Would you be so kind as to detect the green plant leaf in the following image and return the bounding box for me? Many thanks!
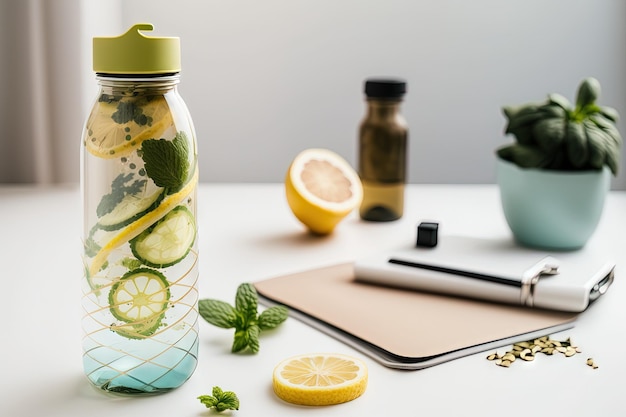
[548,93,572,111]
[96,173,146,217]
[583,122,608,170]
[198,283,288,354]
[258,306,289,330]
[232,329,250,353]
[503,104,543,135]
[496,144,552,169]
[247,324,260,353]
[500,77,621,175]
[532,118,566,152]
[599,106,619,123]
[576,77,601,110]
[235,283,258,323]
[198,386,240,412]
[141,132,190,194]
[198,300,238,329]
[565,121,589,168]
[584,120,620,174]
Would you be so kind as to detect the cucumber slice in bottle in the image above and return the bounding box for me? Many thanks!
[130,206,196,268]
[98,188,165,231]
[109,268,170,325]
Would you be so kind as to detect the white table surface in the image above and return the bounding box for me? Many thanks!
[1,183,624,417]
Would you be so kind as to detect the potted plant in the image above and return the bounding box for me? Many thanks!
[496,77,622,250]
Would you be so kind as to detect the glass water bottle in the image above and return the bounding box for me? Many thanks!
[80,23,199,394]
[358,78,408,221]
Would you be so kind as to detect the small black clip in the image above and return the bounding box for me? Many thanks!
[416,222,438,248]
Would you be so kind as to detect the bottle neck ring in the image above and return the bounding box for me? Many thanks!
[96,73,180,86]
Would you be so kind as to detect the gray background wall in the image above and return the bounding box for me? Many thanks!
[90,0,626,188]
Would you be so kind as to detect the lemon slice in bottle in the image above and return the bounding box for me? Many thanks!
[130,205,196,268]
[84,95,174,159]
[272,353,368,406]
[285,148,363,235]
[109,268,170,325]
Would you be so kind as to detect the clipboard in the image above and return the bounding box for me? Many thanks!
[354,236,615,312]
[254,263,578,370]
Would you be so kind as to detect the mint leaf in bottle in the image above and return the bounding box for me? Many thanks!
[141,131,190,194]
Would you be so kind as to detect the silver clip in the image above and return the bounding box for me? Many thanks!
[520,257,559,307]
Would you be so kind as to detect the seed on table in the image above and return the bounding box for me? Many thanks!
[565,347,577,357]
[586,358,599,369]
[502,353,516,362]
[497,359,511,368]
[520,349,534,361]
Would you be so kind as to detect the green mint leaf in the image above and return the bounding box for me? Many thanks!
[111,100,152,126]
[198,394,218,409]
[215,391,240,412]
[198,300,238,329]
[84,237,100,257]
[96,173,147,217]
[258,306,288,330]
[231,329,250,353]
[120,257,143,271]
[126,179,147,196]
[98,93,120,104]
[247,324,260,353]
[231,325,260,354]
[84,225,102,257]
[198,283,288,354]
[111,101,138,124]
[141,131,190,194]
[575,77,601,110]
[235,283,258,323]
[198,386,240,412]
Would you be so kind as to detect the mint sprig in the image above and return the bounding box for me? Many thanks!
[198,386,240,412]
[140,131,190,194]
[198,283,288,353]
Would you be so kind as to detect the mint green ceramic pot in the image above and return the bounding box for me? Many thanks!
[496,158,610,250]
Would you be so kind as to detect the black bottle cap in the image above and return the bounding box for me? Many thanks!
[416,222,439,248]
[364,78,407,98]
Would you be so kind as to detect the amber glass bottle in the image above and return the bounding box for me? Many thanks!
[358,79,408,221]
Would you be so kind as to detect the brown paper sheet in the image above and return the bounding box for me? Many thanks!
[254,263,578,369]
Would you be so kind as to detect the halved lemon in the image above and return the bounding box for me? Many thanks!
[285,148,363,235]
[84,95,174,159]
[109,268,170,324]
[272,353,368,406]
[130,205,196,268]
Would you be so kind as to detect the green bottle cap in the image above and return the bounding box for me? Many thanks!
[93,23,180,74]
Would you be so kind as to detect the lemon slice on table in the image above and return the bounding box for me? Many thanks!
[285,148,363,235]
[272,353,368,406]
[109,268,170,325]
[130,206,196,268]
[84,95,173,159]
